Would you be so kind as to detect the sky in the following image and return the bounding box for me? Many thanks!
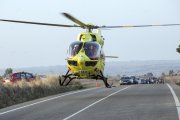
[0,0,180,69]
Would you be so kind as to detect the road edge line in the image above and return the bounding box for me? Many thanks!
[0,87,98,116]
[167,83,180,120]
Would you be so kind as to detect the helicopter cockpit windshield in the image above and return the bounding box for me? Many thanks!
[69,41,83,57]
[84,42,100,60]
[68,41,100,59]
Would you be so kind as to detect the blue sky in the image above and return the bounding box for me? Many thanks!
[0,0,180,68]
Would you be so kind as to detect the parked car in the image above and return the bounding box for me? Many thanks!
[140,79,148,84]
[130,76,138,84]
[3,72,35,83]
[133,77,140,84]
[136,78,142,84]
[148,79,155,84]
[120,76,134,85]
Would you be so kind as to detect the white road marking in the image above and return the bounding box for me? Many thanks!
[63,86,131,120]
[167,84,180,120]
[0,87,98,116]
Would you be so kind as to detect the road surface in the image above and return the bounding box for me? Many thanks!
[0,84,180,120]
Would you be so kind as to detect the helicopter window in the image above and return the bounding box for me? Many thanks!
[79,34,96,41]
[91,34,96,41]
[84,42,100,60]
[69,41,83,57]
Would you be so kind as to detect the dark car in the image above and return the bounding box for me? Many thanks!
[3,72,35,83]
[141,79,148,84]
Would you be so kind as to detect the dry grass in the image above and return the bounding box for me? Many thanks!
[0,75,120,109]
[0,75,83,109]
[164,76,180,84]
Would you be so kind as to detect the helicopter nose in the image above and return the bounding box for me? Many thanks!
[77,55,85,66]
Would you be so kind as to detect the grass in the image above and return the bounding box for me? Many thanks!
[164,76,180,84]
[0,75,83,109]
[163,75,180,87]
[0,75,120,109]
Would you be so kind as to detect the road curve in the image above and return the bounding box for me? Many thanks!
[0,84,180,120]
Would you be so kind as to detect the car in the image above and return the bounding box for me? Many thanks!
[3,72,35,83]
[140,79,148,84]
[148,79,155,84]
[132,77,139,84]
[120,76,134,85]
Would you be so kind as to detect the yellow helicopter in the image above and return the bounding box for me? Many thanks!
[0,13,180,88]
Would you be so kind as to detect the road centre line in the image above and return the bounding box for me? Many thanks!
[167,84,180,120]
[63,86,131,120]
[0,87,98,116]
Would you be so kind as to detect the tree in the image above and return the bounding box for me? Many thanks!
[161,72,166,77]
[4,68,13,77]
[116,74,121,79]
[169,70,174,76]
[146,72,153,78]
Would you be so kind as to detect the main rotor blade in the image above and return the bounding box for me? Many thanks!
[99,24,180,28]
[0,19,81,27]
[62,13,88,28]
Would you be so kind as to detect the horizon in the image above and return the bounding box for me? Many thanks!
[0,59,180,70]
[1,59,180,77]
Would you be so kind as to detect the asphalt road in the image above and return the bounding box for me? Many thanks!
[0,84,180,120]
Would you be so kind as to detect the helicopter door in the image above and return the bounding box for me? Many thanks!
[84,42,100,60]
[68,41,83,58]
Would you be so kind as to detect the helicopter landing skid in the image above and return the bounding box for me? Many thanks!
[103,77,112,88]
[59,70,112,88]
[59,70,76,86]
[98,71,112,88]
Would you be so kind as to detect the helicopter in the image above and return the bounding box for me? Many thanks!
[0,13,180,88]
